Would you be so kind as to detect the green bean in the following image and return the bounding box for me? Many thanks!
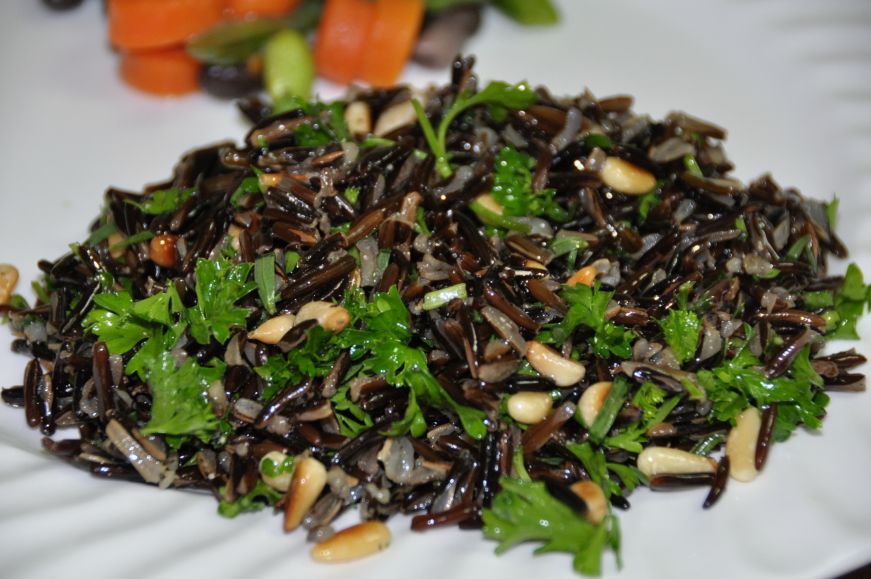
[264,29,315,111]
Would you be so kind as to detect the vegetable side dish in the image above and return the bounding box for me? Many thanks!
[41,0,559,98]
[1,58,868,575]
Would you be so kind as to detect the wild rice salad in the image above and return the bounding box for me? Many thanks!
[1,57,868,574]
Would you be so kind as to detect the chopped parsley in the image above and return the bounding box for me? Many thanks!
[83,256,259,444]
[540,283,635,360]
[125,187,194,215]
[490,146,568,222]
[340,286,487,439]
[274,96,349,146]
[255,325,342,400]
[413,80,537,178]
[483,476,621,576]
[827,263,871,340]
[659,309,701,363]
[187,256,257,345]
[697,341,827,440]
[140,353,226,440]
[218,479,283,518]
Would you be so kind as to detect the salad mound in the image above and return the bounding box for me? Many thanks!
[2,58,868,575]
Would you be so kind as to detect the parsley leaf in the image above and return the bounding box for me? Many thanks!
[255,325,342,400]
[565,441,646,512]
[126,187,194,215]
[218,479,283,518]
[659,309,701,363]
[340,286,487,439]
[828,263,870,340]
[84,291,154,353]
[331,381,374,438]
[549,234,589,270]
[604,394,681,454]
[636,191,661,222]
[490,146,568,221]
[230,175,262,208]
[482,477,620,576]
[697,342,827,439]
[187,257,256,345]
[545,283,635,359]
[85,285,186,382]
[413,80,536,178]
[274,96,349,145]
[141,352,226,440]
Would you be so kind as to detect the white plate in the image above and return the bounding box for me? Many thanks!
[1,1,870,578]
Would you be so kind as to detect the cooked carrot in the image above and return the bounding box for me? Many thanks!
[108,0,224,51]
[119,48,202,96]
[313,0,375,85]
[226,0,301,19]
[359,0,425,87]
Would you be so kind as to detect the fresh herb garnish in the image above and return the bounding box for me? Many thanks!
[141,353,226,440]
[698,341,827,440]
[543,283,635,360]
[659,309,701,363]
[413,80,536,178]
[187,256,257,345]
[483,477,621,576]
[274,96,349,144]
[828,263,871,340]
[125,187,194,215]
[340,286,487,438]
[254,254,277,315]
[218,479,284,518]
[490,146,569,221]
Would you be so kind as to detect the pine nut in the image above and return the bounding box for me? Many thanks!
[284,456,327,531]
[248,314,296,344]
[525,340,586,387]
[570,480,608,525]
[525,259,548,271]
[726,406,762,482]
[259,450,295,492]
[637,447,717,478]
[567,258,611,287]
[310,521,391,563]
[475,193,504,215]
[107,232,127,259]
[507,391,553,424]
[374,100,416,137]
[149,234,178,269]
[344,101,372,137]
[296,301,351,332]
[258,172,282,189]
[0,264,19,306]
[227,224,243,253]
[296,401,333,422]
[566,265,598,287]
[601,156,657,195]
[578,381,612,428]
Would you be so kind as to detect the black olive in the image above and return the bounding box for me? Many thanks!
[42,0,84,10]
[198,61,263,100]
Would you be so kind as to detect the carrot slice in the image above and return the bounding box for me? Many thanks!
[313,0,375,85]
[359,0,425,87]
[226,0,301,19]
[119,48,202,96]
[108,0,224,51]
